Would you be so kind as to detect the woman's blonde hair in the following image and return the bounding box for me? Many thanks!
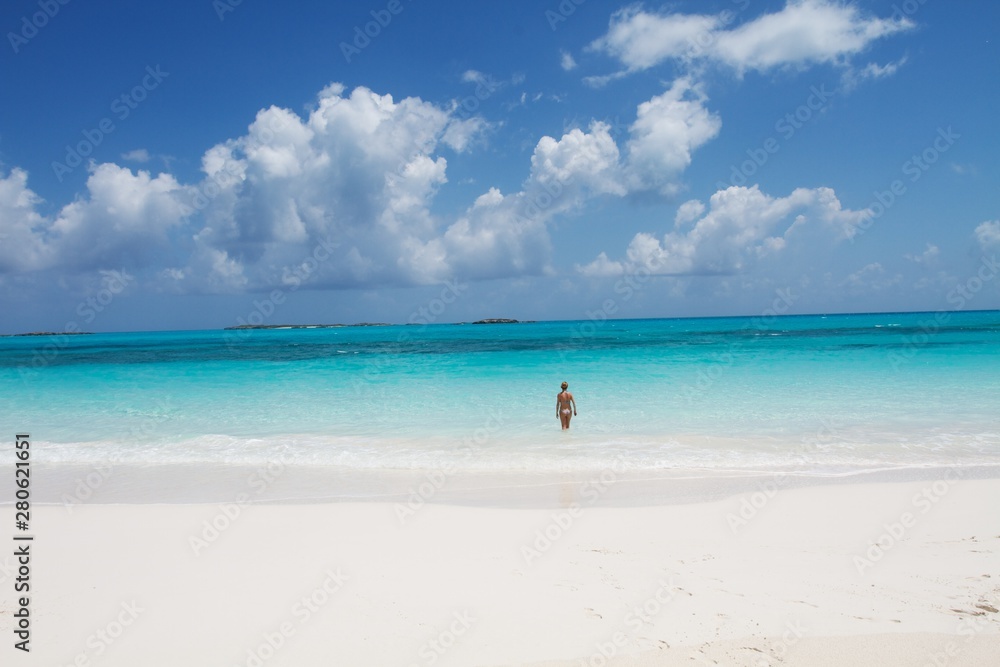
[561,382,568,389]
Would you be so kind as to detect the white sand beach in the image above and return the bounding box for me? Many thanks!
[2,475,998,666]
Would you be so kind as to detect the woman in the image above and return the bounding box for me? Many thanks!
[556,381,577,430]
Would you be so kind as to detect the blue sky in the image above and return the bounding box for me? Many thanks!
[0,0,998,333]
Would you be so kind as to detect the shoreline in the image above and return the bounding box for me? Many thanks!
[1,478,997,665]
[9,461,1000,508]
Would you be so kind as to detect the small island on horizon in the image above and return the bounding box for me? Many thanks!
[224,319,534,330]
[1,331,95,337]
[2,320,539,336]
[470,318,530,324]
[223,323,392,330]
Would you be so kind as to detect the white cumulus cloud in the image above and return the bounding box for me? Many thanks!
[624,78,721,195]
[580,185,872,277]
[0,168,52,272]
[975,220,1000,251]
[121,148,152,163]
[840,262,902,293]
[577,251,624,278]
[0,163,191,275]
[904,243,940,267]
[560,50,577,71]
[0,78,730,295]
[590,0,913,80]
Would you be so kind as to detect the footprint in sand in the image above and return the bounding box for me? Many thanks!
[950,608,986,616]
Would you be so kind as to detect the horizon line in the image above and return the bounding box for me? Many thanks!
[3,308,999,338]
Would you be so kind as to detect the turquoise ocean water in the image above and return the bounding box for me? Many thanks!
[2,311,999,476]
